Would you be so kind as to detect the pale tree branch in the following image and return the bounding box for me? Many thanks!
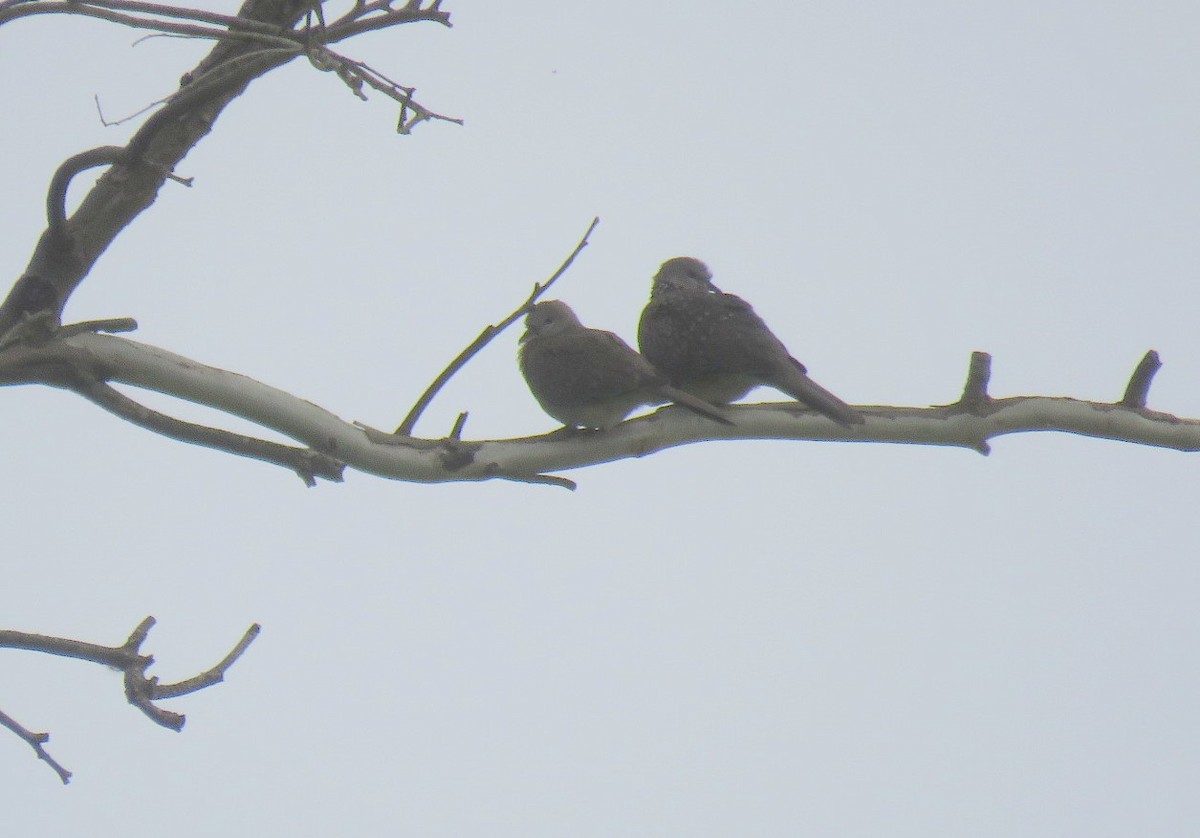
[2,330,1197,488]
[0,617,260,782]
[75,381,346,486]
[0,317,345,483]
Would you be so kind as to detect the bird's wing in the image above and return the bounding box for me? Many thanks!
[709,291,808,375]
[589,330,663,388]
[522,328,656,405]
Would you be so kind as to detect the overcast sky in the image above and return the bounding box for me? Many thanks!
[3,2,1199,835]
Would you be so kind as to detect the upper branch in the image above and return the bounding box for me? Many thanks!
[0,1,302,43]
[0,0,314,337]
[0,0,289,31]
[0,0,453,337]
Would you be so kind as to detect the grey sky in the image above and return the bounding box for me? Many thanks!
[3,2,1199,835]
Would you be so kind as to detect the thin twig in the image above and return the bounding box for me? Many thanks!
[307,50,463,128]
[96,91,175,128]
[395,217,600,436]
[0,709,72,784]
[125,46,300,163]
[152,624,261,699]
[56,316,138,338]
[330,0,370,28]
[323,2,452,41]
[497,471,577,491]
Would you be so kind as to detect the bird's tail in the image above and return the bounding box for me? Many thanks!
[660,387,735,427]
[780,368,865,428]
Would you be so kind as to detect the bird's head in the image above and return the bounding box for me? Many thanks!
[520,299,582,342]
[652,256,715,294]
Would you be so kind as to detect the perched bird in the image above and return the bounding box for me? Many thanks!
[638,256,864,427]
[518,300,733,430]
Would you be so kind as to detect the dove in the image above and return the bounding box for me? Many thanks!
[638,257,863,427]
[519,300,733,430]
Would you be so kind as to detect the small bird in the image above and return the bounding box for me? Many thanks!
[638,256,864,427]
[518,300,733,430]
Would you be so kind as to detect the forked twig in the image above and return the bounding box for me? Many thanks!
[0,617,260,782]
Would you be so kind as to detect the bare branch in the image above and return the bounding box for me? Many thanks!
[332,56,463,131]
[74,380,346,486]
[0,318,339,484]
[395,217,601,436]
[0,2,304,46]
[0,709,71,784]
[1,619,150,666]
[121,620,261,727]
[152,624,261,700]
[299,47,463,129]
[0,0,455,340]
[0,0,311,338]
[8,323,1200,488]
[0,617,261,746]
[41,0,290,32]
[44,146,125,244]
[324,1,451,40]
[7,333,1199,486]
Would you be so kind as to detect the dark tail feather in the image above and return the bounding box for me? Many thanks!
[659,386,735,426]
[778,368,864,428]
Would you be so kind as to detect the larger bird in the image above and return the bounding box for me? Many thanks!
[519,300,732,430]
[638,257,864,427]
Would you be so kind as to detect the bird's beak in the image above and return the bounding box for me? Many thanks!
[518,329,532,344]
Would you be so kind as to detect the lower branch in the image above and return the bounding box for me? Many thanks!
[76,381,345,486]
[0,617,260,782]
